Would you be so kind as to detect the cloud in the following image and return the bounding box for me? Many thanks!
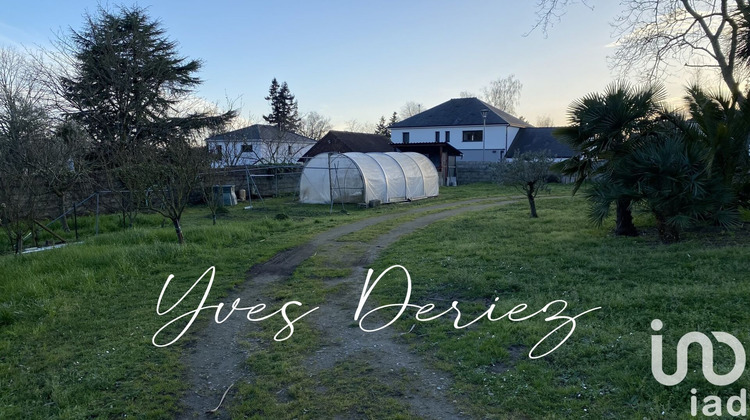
[0,20,47,49]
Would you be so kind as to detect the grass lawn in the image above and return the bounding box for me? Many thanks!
[1,184,747,418]
[365,196,750,418]
[0,184,507,419]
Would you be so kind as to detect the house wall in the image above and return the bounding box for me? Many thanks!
[390,125,521,162]
[207,139,314,167]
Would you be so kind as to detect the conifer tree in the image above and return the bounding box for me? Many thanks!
[263,78,301,132]
[57,5,235,239]
[374,116,389,138]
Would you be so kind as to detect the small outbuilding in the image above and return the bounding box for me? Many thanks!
[299,152,439,205]
[298,131,393,163]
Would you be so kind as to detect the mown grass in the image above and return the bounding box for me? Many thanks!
[10,181,738,418]
[364,196,750,419]
[0,185,505,419]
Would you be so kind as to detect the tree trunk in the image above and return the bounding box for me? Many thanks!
[172,218,184,244]
[527,192,538,218]
[656,214,680,244]
[615,198,638,236]
[212,213,216,225]
[31,224,39,248]
[57,192,70,232]
[15,232,23,254]
[121,209,128,229]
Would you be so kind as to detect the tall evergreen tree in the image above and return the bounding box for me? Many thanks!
[263,78,301,132]
[374,116,389,138]
[389,112,398,125]
[57,5,235,238]
[60,6,232,157]
[374,112,398,139]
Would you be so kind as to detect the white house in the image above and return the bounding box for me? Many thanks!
[389,97,530,162]
[389,97,573,163]
[206,124,316,167]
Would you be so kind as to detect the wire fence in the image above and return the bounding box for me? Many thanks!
[4,165,305,254]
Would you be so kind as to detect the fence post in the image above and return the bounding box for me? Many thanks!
[73,202,79,241]
[274,167,279,197]
[95,193,100,235]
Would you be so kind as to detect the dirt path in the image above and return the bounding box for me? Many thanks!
[178,197,518,419]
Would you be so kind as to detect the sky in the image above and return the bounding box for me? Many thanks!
[0,0,700,129]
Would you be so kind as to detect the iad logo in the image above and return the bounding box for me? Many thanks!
[650,319,745,386]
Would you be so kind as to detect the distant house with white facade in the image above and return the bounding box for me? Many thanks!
[389,97,573,164]
[206,124,316,167]
[390,97,531,162]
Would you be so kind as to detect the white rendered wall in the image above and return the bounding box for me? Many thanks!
[207,139,313,167]
[390,125,521,162]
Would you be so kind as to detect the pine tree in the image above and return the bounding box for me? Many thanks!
[263,78,281,126]
[58,5,235,240]
[263,78,301,132]
[60,6,231,156]
[374,116,388,137]
[389,112,399,127]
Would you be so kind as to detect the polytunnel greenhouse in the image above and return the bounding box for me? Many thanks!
[299,152,439,205]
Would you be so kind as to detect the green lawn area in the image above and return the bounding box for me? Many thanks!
[1,184,748,418]
[0,184,504,419]
[365,197,750,418]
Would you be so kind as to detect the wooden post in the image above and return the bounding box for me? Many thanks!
[73,202,79,241]
[33,220,66,244]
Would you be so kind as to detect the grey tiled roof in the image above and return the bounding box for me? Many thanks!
[505,127,574,158]
[390,97,532,129]
[299,130,393,161]
[207,124,315,144]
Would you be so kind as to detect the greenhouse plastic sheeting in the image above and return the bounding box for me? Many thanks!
[299,152,439,204]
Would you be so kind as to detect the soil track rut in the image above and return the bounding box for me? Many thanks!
[178,197,518,419]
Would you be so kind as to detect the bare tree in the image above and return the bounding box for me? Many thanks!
[399,101,424,119]
[528,0,595,36]
[180,96,247,167]
[493,151,554,218]
[298,111,332,140]
[198,164,224,225]
[247,129,313,164]
[38,121,91,232]
[344,119,375,133]
[0,47,53,252]
[611,0,749,104]
[146,139,210,244]
[459,91,477,98]
[536,114,555,127]
[481,74,523,114]
[531,1,750,105]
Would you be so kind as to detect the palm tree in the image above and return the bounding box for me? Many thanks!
[587,135,738,244]
[677,86,750,206]
[554,82,666,236]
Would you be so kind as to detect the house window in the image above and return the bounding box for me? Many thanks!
[445,131,450,143]
[462,130,483,142]
[241,144,253,153]
[435,131,440,142]
[288,145,293,154]
[214,144,223,157]
[402,132,410,144]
